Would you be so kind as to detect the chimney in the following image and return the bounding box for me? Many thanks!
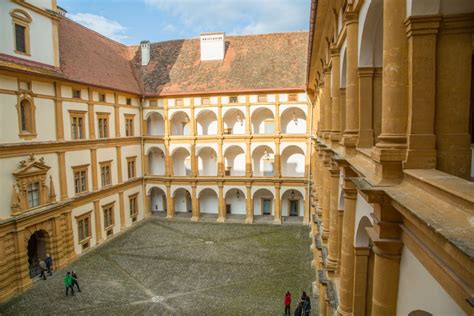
[200,32,225,61]
[140,40,150,66]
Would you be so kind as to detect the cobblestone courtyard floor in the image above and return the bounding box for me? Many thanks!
[0,218,314,315]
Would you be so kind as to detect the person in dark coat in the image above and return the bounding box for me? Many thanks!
[45,254,53,276]
[301,291,311,316]
[38,259,47,280]
[294,300,303,316]
[71,270,81,292]
[284,291,292,316]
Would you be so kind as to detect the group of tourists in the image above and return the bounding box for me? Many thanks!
[64,271,81,296]
[37,254,53,280]
[36,254,82,297]
[284,290,311,316]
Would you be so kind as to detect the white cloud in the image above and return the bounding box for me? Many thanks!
[144,0,309,35]
[68,13,129,42]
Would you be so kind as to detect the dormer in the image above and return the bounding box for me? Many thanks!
[200,32,225,61]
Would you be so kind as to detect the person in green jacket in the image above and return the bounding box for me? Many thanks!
[64,272,74,296]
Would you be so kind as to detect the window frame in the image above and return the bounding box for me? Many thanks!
[201,97,210,105]
[72,164,89,195]
[10,9,32,56]
[76,211,92,244]
[99,160,112,187]
[229,96,238,104]
[97,112,110,139]
[175,98,184,106]
[129,193,139,218]
[69,110,86,140]
[99,93,106,102]
[288,93,298,102]
[102,202,115,230]
[16,95,36,139]
[124,114,135,137]
[26,181,40,209]
[72,89,82,99]
[257,95,267,103]
[126,156,137,179]
[126,98,132,105]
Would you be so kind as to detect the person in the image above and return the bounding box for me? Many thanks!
[284,291,292,316]
[64,272,74,296]
[38,259,47,280]
[294,300,302,316]
[45,254,53,276]
[301,291,311,316]
[71,270,81,292]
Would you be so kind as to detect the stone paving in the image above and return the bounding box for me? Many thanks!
[0,218,315,315]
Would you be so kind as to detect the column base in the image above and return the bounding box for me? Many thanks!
[165,214,174,219]
[371,146,406,184]
[273,218,282,225]
[403,148,436,169]
[357,129,374,148]
[245,216,254,224]
[216,216,226,223]
[191,216,200,222]
[326,257,338,272]
[336,306,353,316]
[340,132,358,148]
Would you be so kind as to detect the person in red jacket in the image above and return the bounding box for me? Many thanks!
[284,290,292,316]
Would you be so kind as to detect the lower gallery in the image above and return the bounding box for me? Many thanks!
[0,0,473,315]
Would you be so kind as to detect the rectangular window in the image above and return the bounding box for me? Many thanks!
[126,98,132,105]
[176,98,184,106]
[15,24,27,54]
[288,94,298,102]
[229,96,238,104]
[77,212,91,242]
[125,114,135,136]
[258,95,267,102]
[100,161,112,187]
[201,97,210,105]
[70,111,86,140]
[72,89,81,99]
[99,93,106,102]
[103,203,115,229]
[27,182,40,208]
[129,194,138,217]
[97,113,110,138]
[73,165,88,194]
[127,156,136,179]
[149,100,158,107]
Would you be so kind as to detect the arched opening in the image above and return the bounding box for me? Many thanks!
[224,146,246,176]
[170,111,191,136]
[281,146,305,177]
[149,187,166,213]
[251,108,274,134]
[223,108,245,134]
[146,112,164,136]
[197,147,217,176]
[198,188,218,214]
[147,147,165,175]
[27,230,50,278]
[172,148,191,176]
[173,188,192,213]
[281,189,304,217]
[408,311,432,316]
[225,189,246,215]
[281,107,306,134]
[253,189,274,216]
[196,110,218,135]
[19,99,33,133]
[252,145,274,176]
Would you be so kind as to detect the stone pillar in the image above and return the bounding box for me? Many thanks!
[245,141,252,177]
[317,86,325,137]
[114,99,120,138]
[116,145,123,183]
[372,0,409,181]
[143,153,149,176]
[217,184,225,222]
[166,184,174,218]
[90,148,98,191]
[326,162,340,272]
[191,143,197,177]
[337,168,358,316]
[330,47,341,143]
[304,186,310,225]
[352,247,370,316]
[217,140,224,176]
[340,88,346,139]
[93,200,102,243]
[165,141,172,176]
[245,184,253,223]
[245,96,251,134]
[164,102,170,137]
[357,68,375,148]
[57,151,67,200]
[273,184,281,224]
[404,16,440,169]
[191,184,199,221]
[322,66,332,140]
[316,145,326,220]
[119,191,125,229]
[217,97,223,135]
[190,99,196,136]
[341,11,359,148]
[274,95,281,134]
[14,230,32,292]
[321,150,331,241]
[54,82,64,141]
[274,140,281,178]
[87,89,96,139]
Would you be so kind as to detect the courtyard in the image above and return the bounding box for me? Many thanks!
[0,218,315,315]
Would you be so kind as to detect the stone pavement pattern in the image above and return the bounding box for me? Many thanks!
[0,218,314,315]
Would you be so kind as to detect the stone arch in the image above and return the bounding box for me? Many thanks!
[408,311,433,316]
[223,108,246,134]
[146,112,164,136]
[147,146,165,175]
[169,111,191,136]
[149,187,166,213]
[281,145,305,177]
[355,216,372,247]
[172,188,192,213]
[26,229,51,278]
[172,147,191,176]
[281,188,304,217]
[251,107,274,134]
[197,147,217,176]
[253,188,274,216]
[280,107,306,134]
[224,145,246,176]
[196,109,218,135]
[358,0,383,68]
[198,188,218,214]
[252,145,274,176]
[225,188,246,215]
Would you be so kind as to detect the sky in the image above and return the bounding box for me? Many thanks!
[58,0,310,45]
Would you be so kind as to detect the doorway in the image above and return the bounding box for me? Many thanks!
[262,198,272,215]
[226,204,231,215]
[289,199,299,216]
[27,230,49,278]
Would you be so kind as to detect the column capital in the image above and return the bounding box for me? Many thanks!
[405,15,441,38]
[330,46,340,57]
[343,10,358,24]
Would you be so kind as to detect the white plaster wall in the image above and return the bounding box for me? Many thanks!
[173,149,191,176]
[0,93,21,143]
[32,80,55,96]
[71,202,95,255]
[199,190,218,214]
[281,194,304,217]
[224,190,246,215]
[253,190,274,216]
[196,112,218,135]
[353,193,374,245]
[281,146,305,177]
[62,101,89,141]
[30,0,53,9]
[224,147,246,176]
[238,95,246,103]
[396,246,465,316]
[147,113,165,136]
[198,149,217,176]
[174,189,191,212]
[121,145,142,179]
[358,0,383,67]
[97,147,117,188]
[151,188,166,212]
[65,150,91,197]
[0,153,59,219]
[148,149,165,175]
[0,2,55,65]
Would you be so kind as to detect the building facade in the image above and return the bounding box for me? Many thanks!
[307,0,474,315]
[0,0,310,302]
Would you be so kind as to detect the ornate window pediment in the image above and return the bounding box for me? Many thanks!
[11,154,56,215]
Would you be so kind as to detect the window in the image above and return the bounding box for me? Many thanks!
[103,203,115,230]
[127,156,136,179]
[176,98,184,106]
[17,98,36,137]
[76,212,91,243]
[125,114,135,136]
[99,93,106,102]
[26,182,40,208]
[72,89,81,99]
[73,165,88,194]
[97,113,110,138]
[11,10,31,55]
[258,95,267,102]
[100,161,112,187]
[288,94,298,102]
[70,111,86,140]
[229,96,238,104]
[201,97,210,105]
[129,194,138,217]
[19,80,31,91]
[126,98,132,105]
[149,100,158,107]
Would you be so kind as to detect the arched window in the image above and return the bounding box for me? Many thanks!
[10,9,32,55]
[17,98,36,138]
